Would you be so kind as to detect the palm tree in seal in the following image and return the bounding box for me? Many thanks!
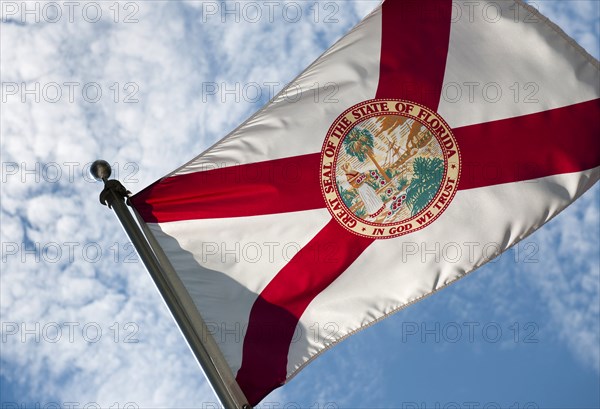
[344,127,391,183]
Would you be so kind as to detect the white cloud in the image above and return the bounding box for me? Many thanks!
[522,186,600,371]
[529,0,600,58]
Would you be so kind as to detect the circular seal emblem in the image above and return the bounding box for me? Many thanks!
[320,99,461,239]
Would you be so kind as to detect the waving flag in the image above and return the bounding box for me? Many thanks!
[130,0,599,404]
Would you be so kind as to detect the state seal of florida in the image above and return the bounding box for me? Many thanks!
[320,99,461,239]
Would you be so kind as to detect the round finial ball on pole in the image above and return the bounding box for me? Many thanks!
[91,160,112,182]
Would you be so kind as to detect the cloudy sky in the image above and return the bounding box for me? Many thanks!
[1,1,598,408]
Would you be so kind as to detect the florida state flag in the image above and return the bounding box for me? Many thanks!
[130,0,599,404]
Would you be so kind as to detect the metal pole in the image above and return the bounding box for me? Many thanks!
[91,160,251,409]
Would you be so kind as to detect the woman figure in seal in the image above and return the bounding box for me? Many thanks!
[342,162,385,218]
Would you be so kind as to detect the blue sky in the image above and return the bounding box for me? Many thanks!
[1,1,598,408]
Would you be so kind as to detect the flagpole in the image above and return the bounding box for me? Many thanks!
[91,160,252,409]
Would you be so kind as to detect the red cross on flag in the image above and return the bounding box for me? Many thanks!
[130,0,599,405]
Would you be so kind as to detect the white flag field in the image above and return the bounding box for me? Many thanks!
[129,0,599,404]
